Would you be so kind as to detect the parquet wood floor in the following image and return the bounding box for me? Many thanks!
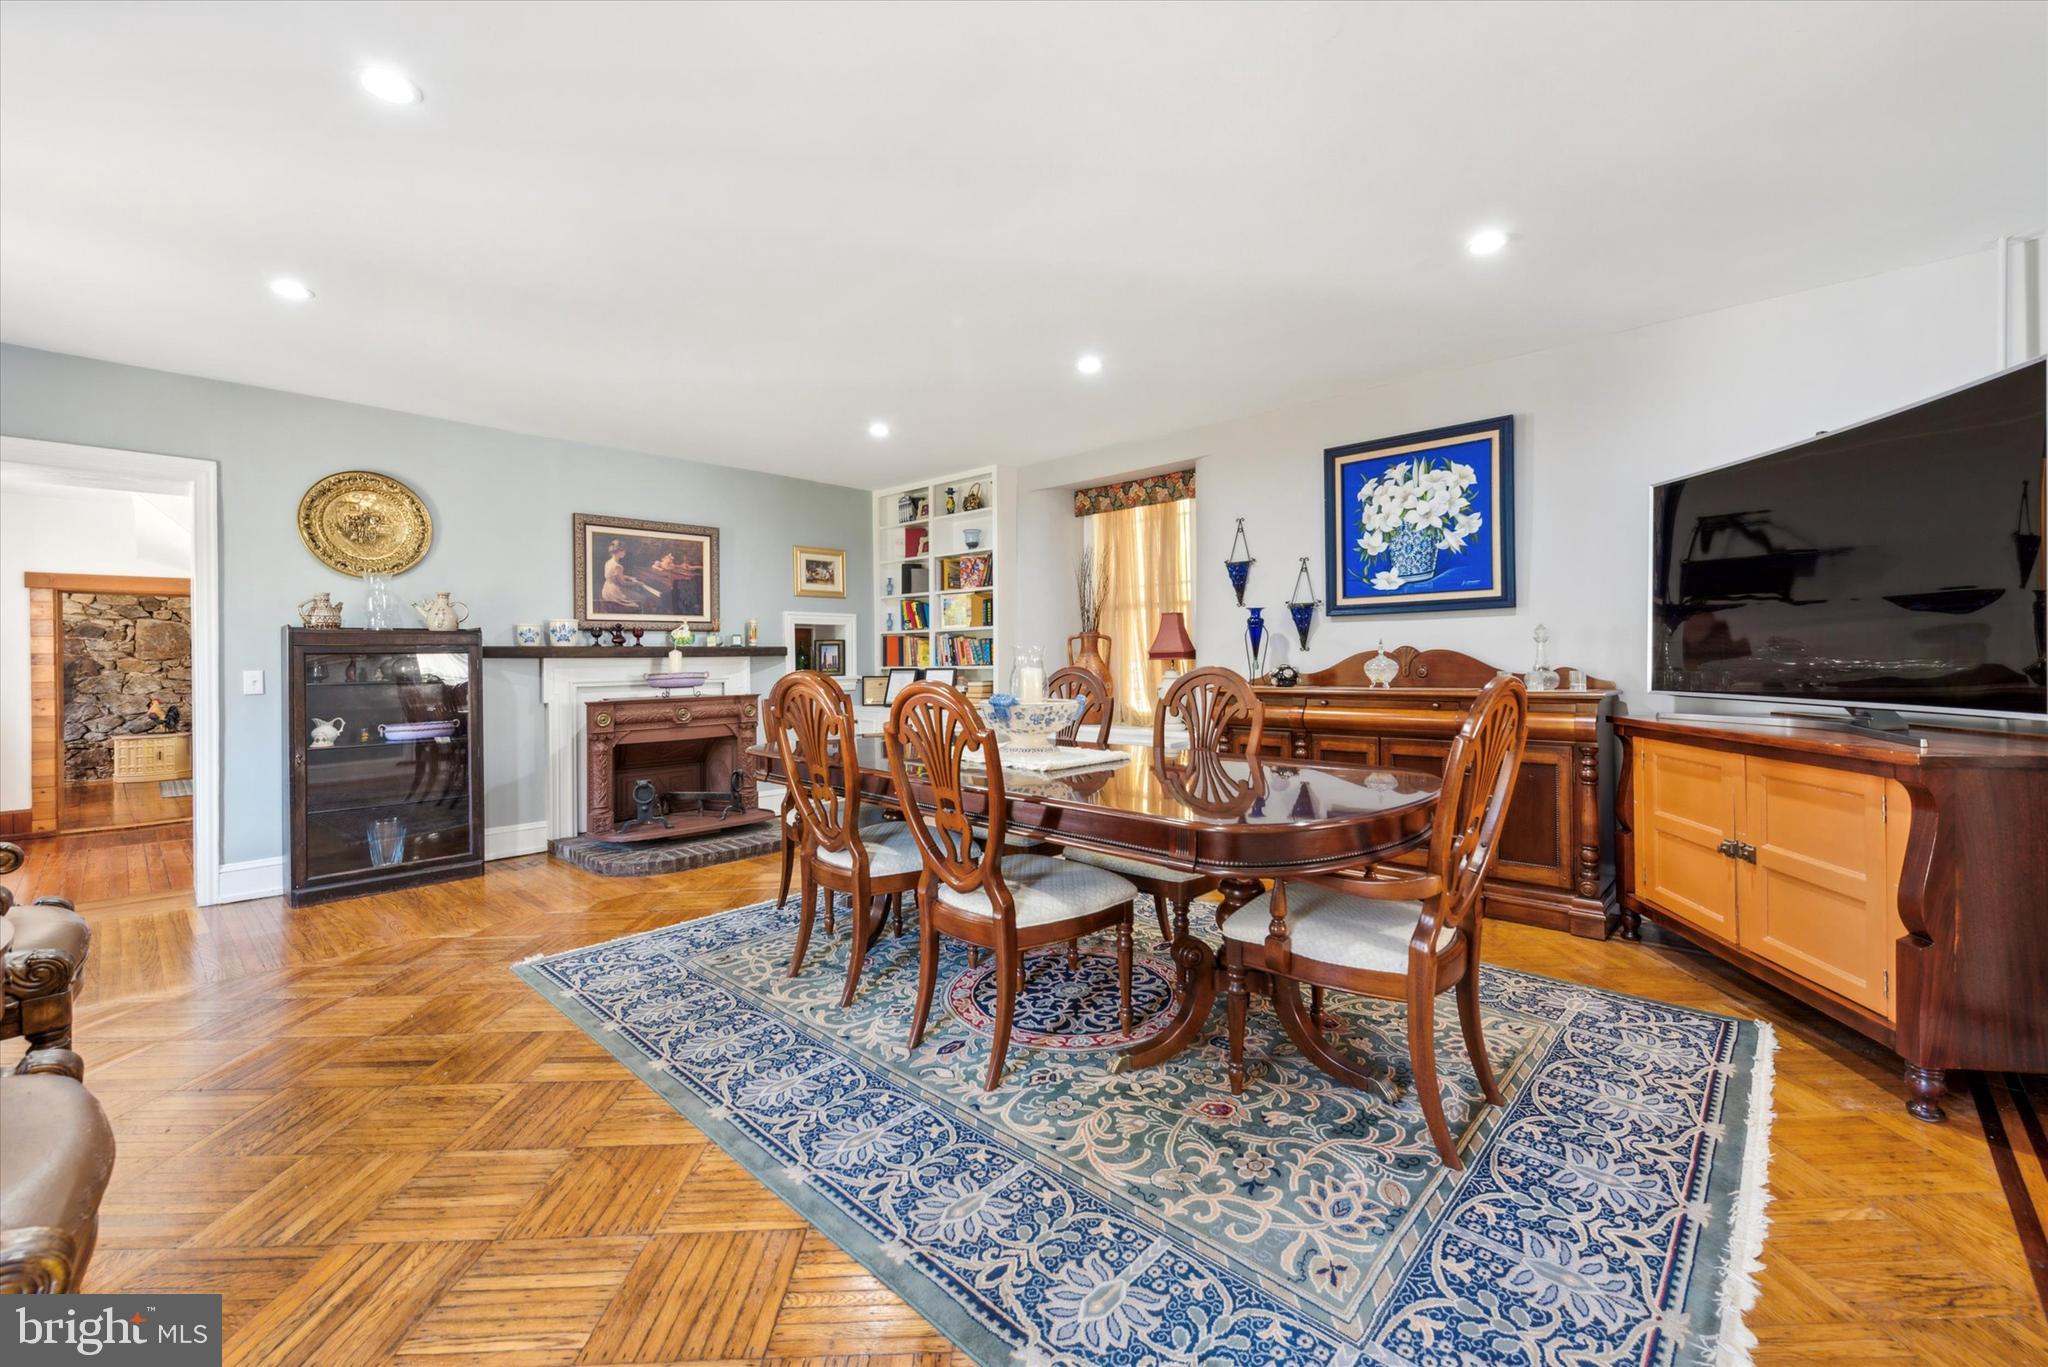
[60,777,192,834]
[0,820,192,905]
[21,852,2048,1365]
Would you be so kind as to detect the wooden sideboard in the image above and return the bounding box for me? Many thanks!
[1226,647,1618,939]
[1615,713,2048,1121]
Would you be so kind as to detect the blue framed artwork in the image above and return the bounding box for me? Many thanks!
[1324,415,1515,616]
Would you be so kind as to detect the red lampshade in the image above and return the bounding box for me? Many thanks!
[1148,611,1195,661]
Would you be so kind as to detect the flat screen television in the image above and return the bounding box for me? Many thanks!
[1650,358,2046,720]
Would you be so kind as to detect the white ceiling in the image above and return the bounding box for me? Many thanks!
[2,2,2042,489]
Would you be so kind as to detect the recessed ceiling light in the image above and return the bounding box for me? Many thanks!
[1075,353,1104,376]
[1466,227,1509,257]
[269,278,315,302]
[867,420,891,439]
[359,66,423,105]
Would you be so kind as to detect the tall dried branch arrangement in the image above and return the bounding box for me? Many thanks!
[1075,549,1109,634]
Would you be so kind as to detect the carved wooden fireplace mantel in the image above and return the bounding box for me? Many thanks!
[583,693,773,842]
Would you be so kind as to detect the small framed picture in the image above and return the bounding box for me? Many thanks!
[884,668,920,703]
[923,667,957,688]
[860,675,888,706]
[793,545,847,597]
[814,640,845,675]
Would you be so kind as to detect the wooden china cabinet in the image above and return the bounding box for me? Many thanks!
[1230,646,1619,938]
[284,627,485,906]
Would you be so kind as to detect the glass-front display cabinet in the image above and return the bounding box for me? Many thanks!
[284,627,484,906]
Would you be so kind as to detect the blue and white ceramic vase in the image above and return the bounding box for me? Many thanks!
[1388,527,1438,583]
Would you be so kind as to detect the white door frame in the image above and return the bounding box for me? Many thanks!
[779,610,859,681]
[0,437,223,905]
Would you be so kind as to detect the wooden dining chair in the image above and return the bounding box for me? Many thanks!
[1220,672,1529,1168]
[1046,666,1113,746]
[884,681,1141,1089]
[767,672,919,1007]
[1156,665,1265,755]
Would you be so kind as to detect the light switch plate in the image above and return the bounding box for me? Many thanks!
[242,670,264,695]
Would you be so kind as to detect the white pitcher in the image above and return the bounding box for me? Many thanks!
[309,716,346,748]
[413,591,469,631]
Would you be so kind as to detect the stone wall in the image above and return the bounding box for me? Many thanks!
[61,592,192,782]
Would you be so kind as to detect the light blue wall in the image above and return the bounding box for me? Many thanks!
[0,343,869,864]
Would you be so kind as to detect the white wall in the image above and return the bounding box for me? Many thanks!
[0,345,871,869]
[1009,245,2038,710]
[0,464,195,808]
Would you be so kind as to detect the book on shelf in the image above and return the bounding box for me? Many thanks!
[904,526,928,557]
[939,590,992,628]
[900,562,929,594]
[938,634,994,666]
[883,635,935,668]
[900,599,930,631]
[941,553,991,590]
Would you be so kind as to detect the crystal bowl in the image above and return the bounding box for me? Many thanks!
[975,696,1084,751]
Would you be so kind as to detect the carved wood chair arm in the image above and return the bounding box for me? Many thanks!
[0,1226,79,1293]
[4,948,84,1001]
[14,1047,85,1080]
[1301,870,1444,902]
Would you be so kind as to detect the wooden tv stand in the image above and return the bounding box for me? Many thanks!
[1614,713,2048,1121]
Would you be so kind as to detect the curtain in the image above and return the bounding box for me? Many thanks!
[1088,498,1195,726]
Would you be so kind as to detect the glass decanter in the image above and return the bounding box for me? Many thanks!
[1524,624,1561,691]
[361,573,397,629]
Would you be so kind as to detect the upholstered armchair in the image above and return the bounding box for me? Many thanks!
[0,1045,116,1292]
[1,843,93,1064]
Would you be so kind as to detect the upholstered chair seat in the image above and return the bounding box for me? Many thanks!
[1065,848,1213,888]
[815,824,925,879]
[936,854,1138,928]
[0,1061,115,1291]
[1223,883,1457,974]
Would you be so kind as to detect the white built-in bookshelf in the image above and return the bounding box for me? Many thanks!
[872,466,1006,696]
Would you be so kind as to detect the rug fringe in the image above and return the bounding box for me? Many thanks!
[1713,1019,1777,1367]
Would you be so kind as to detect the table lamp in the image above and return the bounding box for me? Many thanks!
[1149,611,1195,697]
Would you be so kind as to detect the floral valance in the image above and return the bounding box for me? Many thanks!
[1072,468,1196,517]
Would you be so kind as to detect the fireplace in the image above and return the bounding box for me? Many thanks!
[583,694,773,843]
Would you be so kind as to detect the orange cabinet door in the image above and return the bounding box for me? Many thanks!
[1635,740,1742,940]
[1736,758,1897,1017]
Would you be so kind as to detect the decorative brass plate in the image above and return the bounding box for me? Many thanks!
[297,470,433,577]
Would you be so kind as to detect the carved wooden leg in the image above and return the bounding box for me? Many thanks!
[908,915,939,1049]
[1906,1064,1948,1123]
[822,885,836,936]
[1225,954,1248,1094]
[838,886,877,1009]
[1456,967,1503,1106]
[1620,907,1643,940]
[777,804,797,906]
[787,864,817,977]
[1310,985,1330,1028]
[1068,938,1080,970]
[986,944,1018,1090]
[1407,977,1461,1169]
[968,946,983,968]
[1117,913,1133,1037]
[1116,878,1248,1072]
[890,892,906,938]
[1272,980,1380,1092]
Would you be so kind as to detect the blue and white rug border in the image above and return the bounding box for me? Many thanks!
[513,896,1779,1367]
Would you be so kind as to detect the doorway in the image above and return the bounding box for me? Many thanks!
[0,439,221,906]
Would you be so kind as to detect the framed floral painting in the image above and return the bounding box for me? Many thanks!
[1324,416,1515,615]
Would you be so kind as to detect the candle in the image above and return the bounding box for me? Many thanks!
[1015,664,1046,703]
[665,648,684,672]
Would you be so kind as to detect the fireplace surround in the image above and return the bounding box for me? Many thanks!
[583,694,772,843]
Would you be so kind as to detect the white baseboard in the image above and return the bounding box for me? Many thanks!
[486,820,551,862]
[213,856,285,905]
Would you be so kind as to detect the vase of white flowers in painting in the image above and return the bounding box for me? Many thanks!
[1355,457,1483,590]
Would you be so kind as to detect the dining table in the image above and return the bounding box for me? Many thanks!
[749,737,1443,1071]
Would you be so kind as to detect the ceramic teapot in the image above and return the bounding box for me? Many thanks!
[413,591,469,631]
[298,592,344,628]
[309,716,346,748]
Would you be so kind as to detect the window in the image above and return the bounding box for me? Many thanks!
[1080,484,1195,726]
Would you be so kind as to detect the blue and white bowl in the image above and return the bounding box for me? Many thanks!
[976,695,1084,751]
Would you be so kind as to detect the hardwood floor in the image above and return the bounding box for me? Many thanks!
[0,821,192,905]
[59,777,192,834]
[22,852,2048,1364]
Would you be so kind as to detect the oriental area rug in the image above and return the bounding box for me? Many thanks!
[515,895,1775,1366]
